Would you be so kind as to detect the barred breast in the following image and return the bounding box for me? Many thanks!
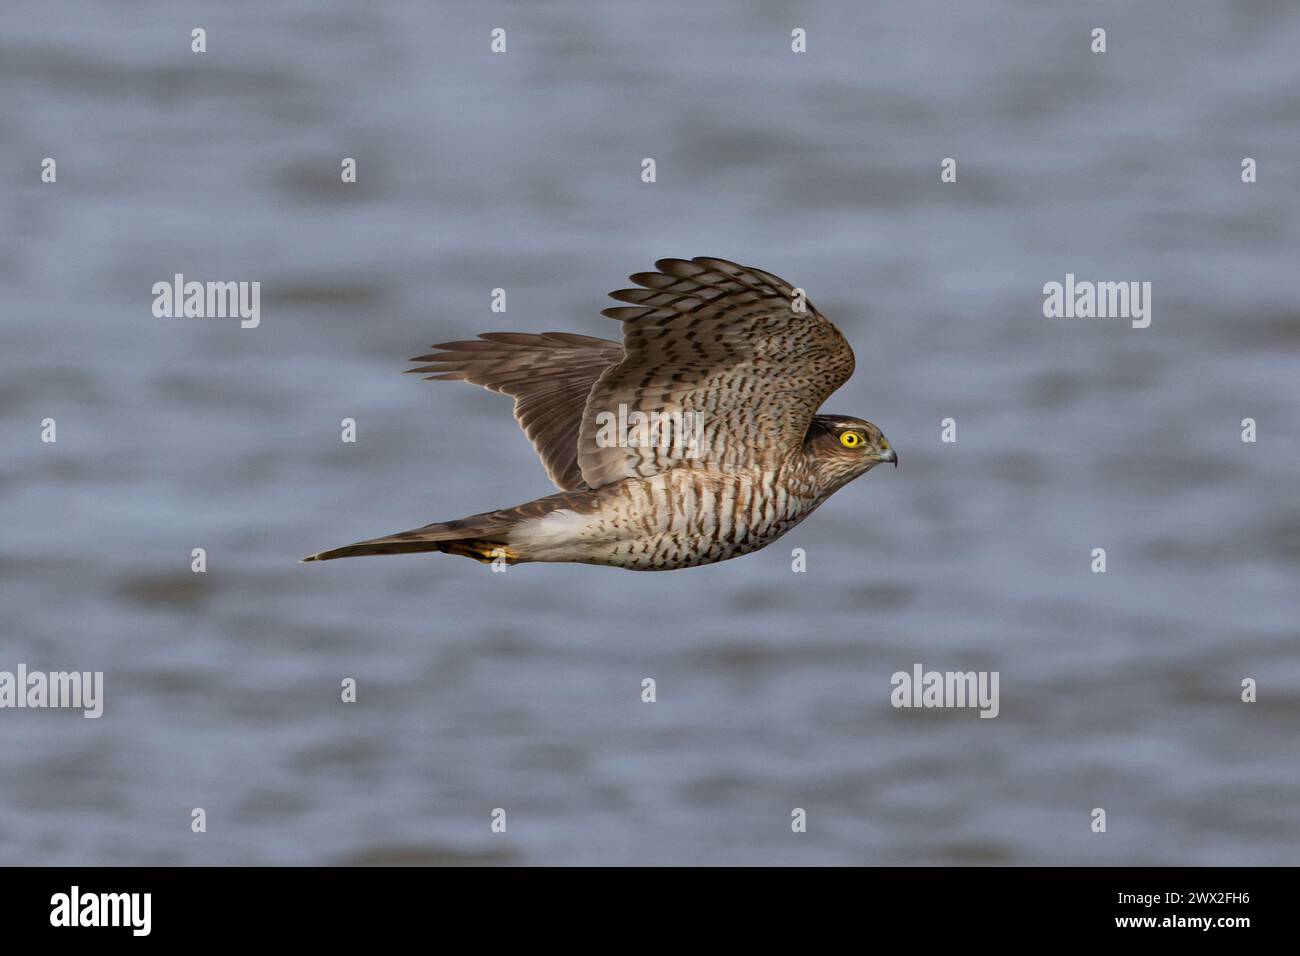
[516,465,824,570]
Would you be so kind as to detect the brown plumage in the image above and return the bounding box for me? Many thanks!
[303,257,896,570]
[407,333,621,491]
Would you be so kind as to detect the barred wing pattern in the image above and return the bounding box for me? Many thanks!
[576,257,856,489]
[408,332,622,491]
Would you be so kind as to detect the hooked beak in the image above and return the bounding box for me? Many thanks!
[877,446,897,468]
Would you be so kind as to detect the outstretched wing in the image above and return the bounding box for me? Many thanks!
[575,257,855,488]
[408,332,623,491]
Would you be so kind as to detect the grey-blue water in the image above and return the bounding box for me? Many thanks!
[2,1,1298,865]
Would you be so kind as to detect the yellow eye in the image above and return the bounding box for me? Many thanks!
[839,431,864,448]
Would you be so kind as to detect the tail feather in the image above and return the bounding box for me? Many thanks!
[300,491,598,564]
[301,534,516,563]
[301,514,515,563]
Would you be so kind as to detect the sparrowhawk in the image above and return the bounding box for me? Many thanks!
[303,257,896,570]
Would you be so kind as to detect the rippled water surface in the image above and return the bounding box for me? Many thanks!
[2,0,1298,865]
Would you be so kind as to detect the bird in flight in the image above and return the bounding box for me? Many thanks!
[303,257,896,570]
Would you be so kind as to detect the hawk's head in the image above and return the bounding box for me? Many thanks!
[804,414,896,489]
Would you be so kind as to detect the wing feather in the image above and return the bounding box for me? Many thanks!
[576,258,855,488]
[408,332,622,491]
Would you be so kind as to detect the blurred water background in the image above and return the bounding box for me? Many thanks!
[2,0,1299,865]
